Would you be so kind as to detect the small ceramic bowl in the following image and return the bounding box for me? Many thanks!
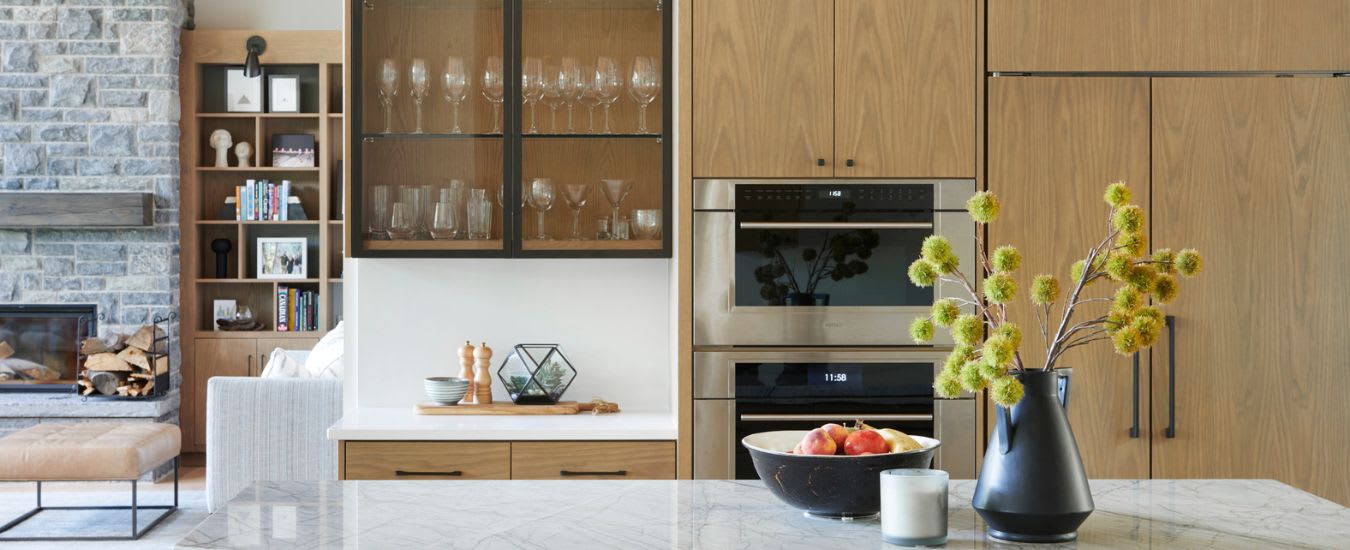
[424,377,470,404]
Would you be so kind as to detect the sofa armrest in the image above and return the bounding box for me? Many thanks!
[206,377,342,513]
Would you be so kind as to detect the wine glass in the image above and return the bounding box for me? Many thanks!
[388,202,415,240]
[409,58,430,134]
[521,57,545,134]
[442,56,469,134]
[558,57,580,133]
[577,64,600,133]
[378,58,399,133]
[633,208,661,240]
[528,178,555,240]
[481,56,504,134]
[541,64,566,133]
[562,183,590,240]
[628,56,659,133]
[599,179,632,238]
[594,57,622,133]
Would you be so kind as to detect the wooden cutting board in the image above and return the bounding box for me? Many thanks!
[416,401,581,415]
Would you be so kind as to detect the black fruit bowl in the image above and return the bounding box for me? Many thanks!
[742,430,940,520]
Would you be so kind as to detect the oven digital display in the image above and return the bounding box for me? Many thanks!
[808,364,863,387]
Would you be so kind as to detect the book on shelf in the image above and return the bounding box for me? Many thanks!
[234,179,293,221]
[276,285,319,332]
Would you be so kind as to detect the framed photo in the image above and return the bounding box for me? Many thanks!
[212,299,237,331]
[256,237,308,280]
[226,67,264,113]
[271,133,317,168]
[268,74,300,113]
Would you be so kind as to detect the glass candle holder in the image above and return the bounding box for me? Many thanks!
[880,469,948,547]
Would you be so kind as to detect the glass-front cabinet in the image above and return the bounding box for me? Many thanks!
[350,0,670,257]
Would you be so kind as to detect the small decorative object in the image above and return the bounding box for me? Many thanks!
[226,67,263,113]
[209,129,232,168]
[234,141,252,168]
[424,376,469,405]
[271,133,316,168]
[880,469,948,546]
[210,238,232,278]
[286,196,309,220]
[211,299,237,331]
[268,74,300,113]
[496,344,577,405]
[473,342,494,405]
[457,341,476,405]
[256,237,308,280]
[906,182,1205,542]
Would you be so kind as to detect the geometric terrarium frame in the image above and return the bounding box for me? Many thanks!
[496,344,577,405]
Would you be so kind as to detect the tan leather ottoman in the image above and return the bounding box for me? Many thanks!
[0,423,180,541]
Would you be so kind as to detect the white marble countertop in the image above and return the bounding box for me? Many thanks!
[327,407,677,440]
[179,479,1349,549]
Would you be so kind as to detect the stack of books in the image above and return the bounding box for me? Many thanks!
[236,179,292,221]
[277,286,319,332]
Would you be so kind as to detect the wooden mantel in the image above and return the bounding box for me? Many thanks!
[0,192,154,227]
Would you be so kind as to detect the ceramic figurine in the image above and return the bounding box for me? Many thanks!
[209,129,233,168]
[235,141,252,168]
[474,342,494,405]
[458,341,476,405]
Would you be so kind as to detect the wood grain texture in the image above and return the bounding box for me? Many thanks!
[344,441,511,480]
[834,0,974,178]
[677,0,693,480]
[416,401,580,415]
[692,0,833,177]
[0,193,152,227]
[1151,77,1350,506]
[987,77,1151,479]
[519,137,663,245]
[511,441,676,480]
[989,0,1350,73]
[189,339,255,447]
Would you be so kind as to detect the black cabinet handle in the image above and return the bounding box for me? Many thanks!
[1129,352,1140,438]
[845,159,855,167]
[560,470,628,477]
[1164,315,1177,438]
[395,470,463,477]
[816,158,825,167]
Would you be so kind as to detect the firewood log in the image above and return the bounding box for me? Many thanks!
[153,355,168,375]
[0,341,12,361]
[142,377,154,394]
[81,386,95,396]
[117,347,150,370]
[89,371,120,395]
[116,385,130,396]
[80,334,126,355]
[126,325,165,353]
[84,353,132,372]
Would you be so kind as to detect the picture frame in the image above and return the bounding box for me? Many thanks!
[226,67,264,113]
[256,237,308,280]
[212,299,237,331]
[271,133,317,168]
[268,74,300,113]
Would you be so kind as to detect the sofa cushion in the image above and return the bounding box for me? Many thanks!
[303,321,343,379]
[0,423,180,481]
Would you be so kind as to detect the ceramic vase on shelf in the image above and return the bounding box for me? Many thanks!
[971,369,1093,543]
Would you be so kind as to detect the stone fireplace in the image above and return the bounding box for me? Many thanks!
[0,304,95,392]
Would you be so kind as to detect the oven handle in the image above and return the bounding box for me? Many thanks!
[737,222,934,230]
[739,413,934,422]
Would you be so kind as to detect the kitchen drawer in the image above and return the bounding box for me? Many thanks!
[511,441,676,480]
[344,442,510,480]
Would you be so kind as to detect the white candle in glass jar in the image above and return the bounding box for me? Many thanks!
[880,468,949,546]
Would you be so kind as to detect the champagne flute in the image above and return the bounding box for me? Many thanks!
[559,57,580,133]
[378,58,399,133]
[409,58,429,134]
[528,178,555,240]
[442,56,469,134]
[628,56,659,133]
[481,56,504,134]
[599,178,632,237]
[595,57,622,133]
[577,64,600,133]
[541,64,565,133]
[521,57,545,134]
[562,183,590,240]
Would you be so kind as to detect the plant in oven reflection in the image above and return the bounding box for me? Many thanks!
[753,228,881,306]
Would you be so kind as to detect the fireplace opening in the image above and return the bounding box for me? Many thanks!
[0,304,94,393]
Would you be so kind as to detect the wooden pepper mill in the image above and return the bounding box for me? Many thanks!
[473,342,494,405]
[457,341,476,405]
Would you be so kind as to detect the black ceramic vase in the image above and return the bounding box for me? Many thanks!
[972,369,1093,543]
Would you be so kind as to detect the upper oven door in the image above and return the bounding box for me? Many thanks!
[693,180,976,346]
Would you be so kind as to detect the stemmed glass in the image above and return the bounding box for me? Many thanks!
[409,58,430,134]
[481,56,504,134]
[599,179,632,238]
[594,57,622,133]
[521,57,545,134]
[577,64,600,133]
[378,58,399,133]
[442,56,469,134]
[558,58,581,133]
[562,183,590,240]
[528,178,555,240]
[541,65,566,133]
[628,56,659,133]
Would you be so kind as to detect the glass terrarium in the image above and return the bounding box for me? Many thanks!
[496,343,576,405]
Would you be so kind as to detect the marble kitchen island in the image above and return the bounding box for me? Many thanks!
[178,479,1348,548]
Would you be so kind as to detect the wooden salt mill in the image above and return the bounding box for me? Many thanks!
[457,341,476,405]
[473,342,494,405]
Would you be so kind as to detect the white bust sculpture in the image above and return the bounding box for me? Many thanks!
[234,141,253,168]
[209,129,233,168]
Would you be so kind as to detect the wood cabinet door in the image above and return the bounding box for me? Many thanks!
[692,0,833,177]
[1151,78,1350,505]
[834,0,974,178]
[987,77,1152,479]
[344,442,511,480]
[511,441,676,480]
[191,338,256,447]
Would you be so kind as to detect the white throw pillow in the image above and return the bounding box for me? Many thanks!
[260,348,306,378]
[303,321,344,379]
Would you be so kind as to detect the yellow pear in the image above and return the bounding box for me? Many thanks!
[878,428,922,453]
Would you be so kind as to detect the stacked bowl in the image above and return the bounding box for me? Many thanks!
[424,377,470,404]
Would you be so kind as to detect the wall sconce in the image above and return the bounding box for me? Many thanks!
[243,36,266,78]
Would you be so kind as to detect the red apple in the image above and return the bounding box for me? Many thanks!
[797,428,838,455]
[843,430,888,455]
[820,423,849,447]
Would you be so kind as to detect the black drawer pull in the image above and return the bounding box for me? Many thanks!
[845,159,855,167]
[560,470,628,477]
[394,470,462,477]
[816,158,826,167]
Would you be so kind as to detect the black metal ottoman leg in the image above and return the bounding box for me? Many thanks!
[131,479,138,538]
